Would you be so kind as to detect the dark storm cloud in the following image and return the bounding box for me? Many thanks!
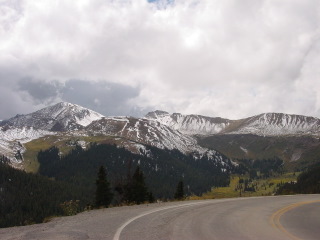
[60,79,141,116]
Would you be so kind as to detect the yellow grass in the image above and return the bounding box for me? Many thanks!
[22,134,116,173]
[188,173,299,200]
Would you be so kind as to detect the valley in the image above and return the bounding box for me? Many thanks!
[1,102,320,228]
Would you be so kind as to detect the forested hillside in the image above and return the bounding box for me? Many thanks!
[1,143,234,228]
[38,143,233,199]
[277,163,320,194]
[0,159,87,228]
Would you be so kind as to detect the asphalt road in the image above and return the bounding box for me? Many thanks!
[1,194,319,240]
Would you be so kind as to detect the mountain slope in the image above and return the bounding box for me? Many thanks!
[85,116,227,163]
[197,134,320,171]
[145,110,231,135]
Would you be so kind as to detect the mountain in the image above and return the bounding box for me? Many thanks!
[0,102,105,164]
[2,103,320,171]
[146,111,320,136]
[145,111,320,170]
[0,102,104,132]
[0,103,230,169]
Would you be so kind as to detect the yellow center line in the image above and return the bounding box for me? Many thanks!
[270,200,320,240]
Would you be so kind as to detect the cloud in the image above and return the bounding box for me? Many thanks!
[15,78,142,118]
[0,0,320,119]
[60,79,141,116]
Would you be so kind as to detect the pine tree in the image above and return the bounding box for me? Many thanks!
[174,180,185,200]
[131,166,148,204]
[148,192,155,203]
[95,166,113,208]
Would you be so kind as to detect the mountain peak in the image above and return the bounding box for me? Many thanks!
[1,102,104,131]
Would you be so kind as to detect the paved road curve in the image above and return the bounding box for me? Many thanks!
[1,195,319,240]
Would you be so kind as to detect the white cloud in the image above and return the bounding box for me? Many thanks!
[0,0,320,119]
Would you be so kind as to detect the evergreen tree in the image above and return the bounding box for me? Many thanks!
[131,166,148,204]
[174,180,185,200]
[95,166,113,208]
[148,192,155,203]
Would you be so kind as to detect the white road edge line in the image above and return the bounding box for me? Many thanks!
[112,201,213,240]
[112,196,257,240]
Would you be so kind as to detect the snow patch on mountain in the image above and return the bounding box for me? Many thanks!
[145,110,231,135]
[0,126,56,163]
[240,146,248,154]
[0,126,54,143]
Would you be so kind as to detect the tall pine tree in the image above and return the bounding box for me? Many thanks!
[174,180,185,200]
[95,166,113,208]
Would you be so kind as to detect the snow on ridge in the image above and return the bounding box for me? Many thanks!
[75,111,104,127]
[229,113,320,136]
[145,111,230,135]
[146,110,320,137]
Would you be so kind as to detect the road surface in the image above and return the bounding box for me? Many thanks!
[1,194,319,240]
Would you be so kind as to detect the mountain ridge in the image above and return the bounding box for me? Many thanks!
[1,102,320,169]
[0,102,230,167]
[146,110,320,136]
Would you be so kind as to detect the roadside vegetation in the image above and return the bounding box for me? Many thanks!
[189,172,298,200]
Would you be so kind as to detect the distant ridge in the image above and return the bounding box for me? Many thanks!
[145,111,320,136]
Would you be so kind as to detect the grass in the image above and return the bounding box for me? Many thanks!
[22,134,119,173]
[188,172,299,200]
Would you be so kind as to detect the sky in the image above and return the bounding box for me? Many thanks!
[0,0,320,120]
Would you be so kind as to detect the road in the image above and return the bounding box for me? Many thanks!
[1,194,319,240]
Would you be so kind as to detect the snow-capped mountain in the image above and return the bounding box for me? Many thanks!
[0,102,104,132]
[0,103,230,166]
[146,111,320,136]
[145,110,231,135]
[0,102,104,164]
[2,102,320,168]
[86,116,212,156]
